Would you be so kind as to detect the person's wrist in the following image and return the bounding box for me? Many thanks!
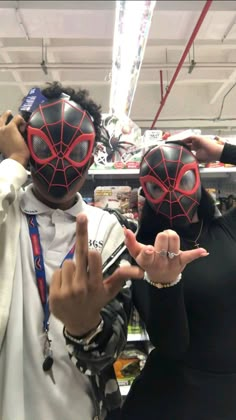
[65,315,102,338]
[144,272,182,289]
[64,317,104,345]
[212,143,224,162]
[208,140,224,162]
[9,153,29,168]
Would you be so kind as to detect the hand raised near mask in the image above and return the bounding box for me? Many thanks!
[124,228,209,285]
[49,213,144,337]
[181,134,224,163]
[0,110,30,167]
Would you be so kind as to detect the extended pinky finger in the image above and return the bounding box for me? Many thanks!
[180,247,209,266]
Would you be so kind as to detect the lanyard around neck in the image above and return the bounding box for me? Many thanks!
[26,214,75,332]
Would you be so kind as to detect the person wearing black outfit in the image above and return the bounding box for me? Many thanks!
[121,135,236,420]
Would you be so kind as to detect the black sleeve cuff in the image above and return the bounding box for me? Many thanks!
[220,143,236,165]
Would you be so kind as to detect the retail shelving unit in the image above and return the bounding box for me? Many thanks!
[88,166,236,180]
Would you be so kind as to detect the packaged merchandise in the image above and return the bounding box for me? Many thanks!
[142,129,163,153]
[128,305,146,336]
[113,344,147,387]
[91,113,142,169]
[94,185,139,219]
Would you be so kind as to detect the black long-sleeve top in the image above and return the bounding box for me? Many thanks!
[121,143,236,420]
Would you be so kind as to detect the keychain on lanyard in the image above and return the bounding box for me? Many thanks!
[27,214,75,372]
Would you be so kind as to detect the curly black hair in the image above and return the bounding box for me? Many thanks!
[21,81,102,144]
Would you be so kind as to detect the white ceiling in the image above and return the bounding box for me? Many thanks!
[0,0,236,136]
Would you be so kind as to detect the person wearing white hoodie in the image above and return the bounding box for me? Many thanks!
[0,82,146,420]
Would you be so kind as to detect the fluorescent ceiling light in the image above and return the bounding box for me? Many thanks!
[110,0,156,117]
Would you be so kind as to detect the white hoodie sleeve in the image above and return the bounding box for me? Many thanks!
[0,158,28,349]
[0,158,28,225]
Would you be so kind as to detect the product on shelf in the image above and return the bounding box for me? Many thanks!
[114,343,147,388]
[94,185,139,219]
[91,113,142,169]
[218,194,236,213]
[128,305,146,335]
[114,306,149,388]
[142,129,163,153]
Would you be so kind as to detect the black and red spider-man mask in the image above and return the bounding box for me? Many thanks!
[139,143,201,227]
[26,98,95,199]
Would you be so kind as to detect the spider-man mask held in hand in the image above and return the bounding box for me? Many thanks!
[140,143,201,227]
[27,98,95,199]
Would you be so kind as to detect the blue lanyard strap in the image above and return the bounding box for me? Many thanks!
[26,214,75,332]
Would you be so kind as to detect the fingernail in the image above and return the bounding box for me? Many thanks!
[201,252,209,257]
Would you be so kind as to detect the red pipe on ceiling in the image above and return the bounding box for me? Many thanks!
[150,0,213,129]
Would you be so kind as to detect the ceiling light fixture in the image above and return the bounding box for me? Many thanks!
[109,0,156,117]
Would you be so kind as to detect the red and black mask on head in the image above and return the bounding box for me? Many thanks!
[26,98,95,199]
[139,143,201,227]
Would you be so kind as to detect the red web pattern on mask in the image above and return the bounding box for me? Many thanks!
[28,99,95,190]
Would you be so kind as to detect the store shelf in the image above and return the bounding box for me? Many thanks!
[88,167,236,179]
[88,168,139,179]
[199,167,236,178]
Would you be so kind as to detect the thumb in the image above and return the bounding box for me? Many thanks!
[180,247,209,266]
[103,265,144,300]
[124,227,144,259]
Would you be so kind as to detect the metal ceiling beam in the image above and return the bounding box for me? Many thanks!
[0,62,235,70]
[1,40,236,52]
[0,79,228,87]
